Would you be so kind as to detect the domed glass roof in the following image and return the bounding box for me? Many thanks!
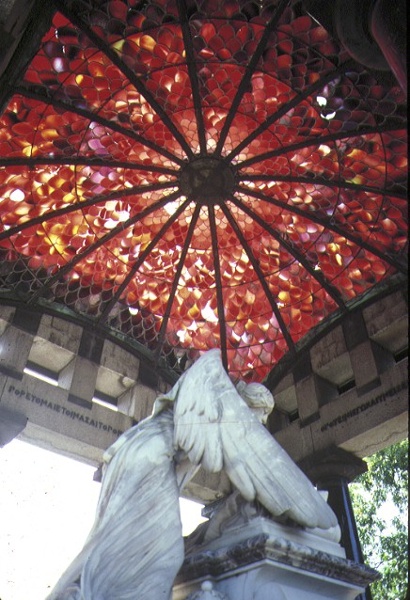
[0,0,407,381]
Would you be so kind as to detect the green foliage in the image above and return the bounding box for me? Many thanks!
[350,439,408,600]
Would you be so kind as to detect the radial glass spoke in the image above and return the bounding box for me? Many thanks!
[97,195,191,322]
[26,190,182,302]
[53,0,195,159]
[0,156,180,176]
[237,124,406,171]
[154,203,203,359]
[175,0,207,154]
[0,156,178,231]
[215,0,290,154]
[0,92,184,168]
[226,59,354,163]
[208,204,228,369]
[227,194,346,309]
[239,173,407,201]
[238,185,407,273]
[220,201,295,351]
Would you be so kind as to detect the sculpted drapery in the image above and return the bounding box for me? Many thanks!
[47,349,338,599]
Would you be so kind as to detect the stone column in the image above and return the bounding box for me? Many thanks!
[0,307,41,380]
[0,405,27,447]
[58,329,103,409]
[299,447,373,600]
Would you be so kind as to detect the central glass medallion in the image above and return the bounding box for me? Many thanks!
[180,157,235,205]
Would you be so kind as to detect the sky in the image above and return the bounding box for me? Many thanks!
[0,438,206,600]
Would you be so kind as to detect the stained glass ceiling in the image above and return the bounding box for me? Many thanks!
[0,0,407,382]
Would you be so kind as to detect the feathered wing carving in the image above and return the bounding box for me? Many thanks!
[159,349,337,531]
[47,349,338,600]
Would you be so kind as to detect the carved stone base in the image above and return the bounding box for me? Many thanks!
[173,517,379,600]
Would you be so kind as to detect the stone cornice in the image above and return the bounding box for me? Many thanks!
[178,532,379,588]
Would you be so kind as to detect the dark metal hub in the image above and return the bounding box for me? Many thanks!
[179,157,235,204]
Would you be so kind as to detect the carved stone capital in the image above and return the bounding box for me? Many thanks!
[178,521,379,589]
[298,446,367,485]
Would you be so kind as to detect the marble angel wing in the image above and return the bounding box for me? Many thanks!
[161,349,337,531]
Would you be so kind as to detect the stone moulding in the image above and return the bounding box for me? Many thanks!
[177,533,379,588]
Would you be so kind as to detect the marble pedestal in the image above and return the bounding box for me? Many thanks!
[173,517,379,600]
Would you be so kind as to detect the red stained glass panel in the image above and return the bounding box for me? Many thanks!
[0,0,407,382]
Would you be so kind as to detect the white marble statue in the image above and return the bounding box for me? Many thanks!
[186,580,230,599]
[46,349,338,600]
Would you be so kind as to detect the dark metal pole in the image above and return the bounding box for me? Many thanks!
[316,474,372,600]
[299,447,374,600]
